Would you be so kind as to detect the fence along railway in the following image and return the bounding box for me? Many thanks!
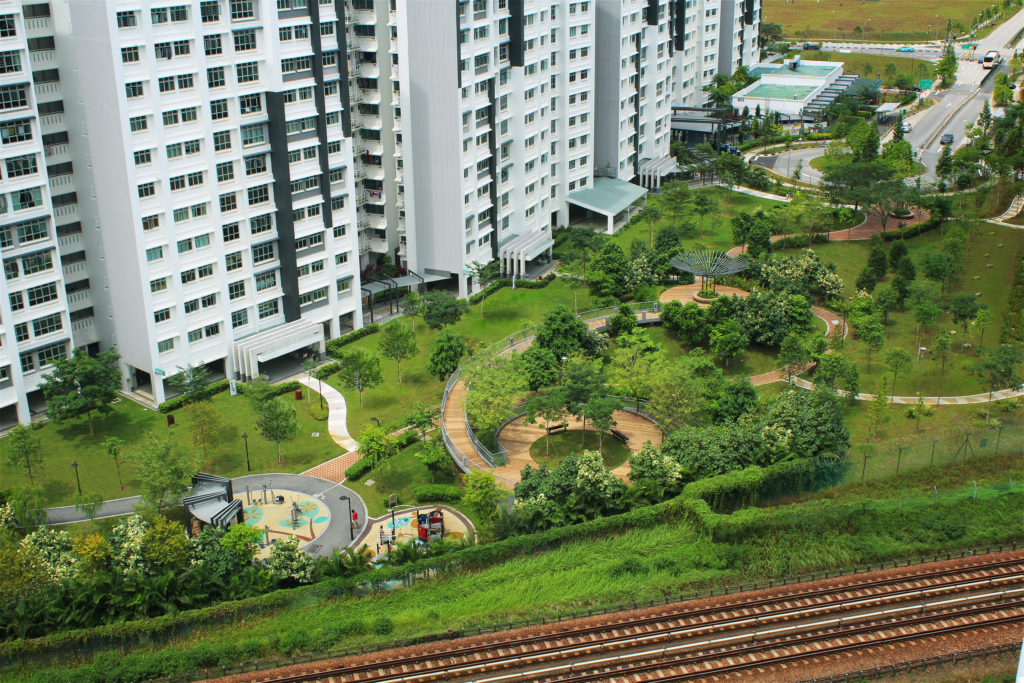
[229,551,1024,683]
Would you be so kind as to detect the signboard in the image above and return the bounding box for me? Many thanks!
[154,368,165,376]
[229,379,238,396]
[919,79,933,90]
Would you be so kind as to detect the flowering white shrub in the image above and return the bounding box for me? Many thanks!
[20,527,77,581]
[108,514,149,576]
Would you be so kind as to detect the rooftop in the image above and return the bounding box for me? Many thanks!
[567,177,647,217]
[742,83,818,101]
[750,62,841,79]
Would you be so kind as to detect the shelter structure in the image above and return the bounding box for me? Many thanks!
[182,473,243,538]
[670,250,750,293]
[566,177,647,234]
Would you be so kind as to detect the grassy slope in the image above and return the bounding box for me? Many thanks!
[766,0,997,42]
[777,222,1024,396]
[0,389,338,505]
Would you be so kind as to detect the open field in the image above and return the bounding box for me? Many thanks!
[797,51,936,86]
[765,0,1002,42]
[0,388,338,505]
[530,429,633,470]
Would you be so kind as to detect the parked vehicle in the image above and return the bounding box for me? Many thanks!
[898,46,914,53]
[902,122,912,133]
[940,133,954,145]
[803,42,821,50]
[983,50,1001,69]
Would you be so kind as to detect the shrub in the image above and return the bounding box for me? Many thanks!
[880,215,942,241]
[371,616,394,635]
[313,362,341,380]
[413,484,462,504]
[468,273,557,305]
[157,379,230,413]
[325,324,380,358]
[345,458,373,480]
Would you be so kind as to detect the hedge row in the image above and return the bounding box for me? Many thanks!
[345,458,372,480]
[157,379,304,413]
[880,214,942,241]
[771,233,831,250]
[468,272,557,305]
[412,484,462,504]
[325,324,380,358]
[313,362,341,380]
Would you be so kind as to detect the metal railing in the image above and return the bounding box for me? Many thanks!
[440,301,664,478]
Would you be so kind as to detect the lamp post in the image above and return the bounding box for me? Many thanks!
[242,432,251,472]
[340,495,354,542]
[71,461,82,496]
[370,416,380,426]
[318,374,323,410]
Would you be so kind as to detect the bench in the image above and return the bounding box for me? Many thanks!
[546,423,568,435]
[610,428,630,444]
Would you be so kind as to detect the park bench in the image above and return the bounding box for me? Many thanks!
[546,423,568,435]
[610,428,629,444]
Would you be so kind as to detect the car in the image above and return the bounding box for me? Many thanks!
[978,57,985,63]
[1010,82,1017,90]
[940,133,954,145]
[726,145,741,156]
[901,122,912,133]
[898,46,914,53]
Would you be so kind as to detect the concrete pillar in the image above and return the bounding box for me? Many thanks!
[458,272,468,298]
[153,374,166,405]
[606,214,614,234]
[15,394,31,424]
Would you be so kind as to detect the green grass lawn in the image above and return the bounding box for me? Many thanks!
[796,51,936,85]
[530,429,632,471]
[325,278,596,439]
[778,223,1024,397]
[809,154,925,178]
[767,2,997,42]
[0,389,340,506]
[345,439,461,518]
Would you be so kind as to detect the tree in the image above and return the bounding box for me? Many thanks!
[907,393,934,433]
[870,378,889,438]
[255,397,300,464]
[660,300,708,346]
[377,320,417,382]
[404,403,440,442]
[462,354,528,442]
[847,121,880,162]
[519,345,559,391]
[778,333,809,382]
[647,357,709,429]
[975,308,995,351]
[219,523,264,564]
[693,193,717,237]
[243,375,277,411]
[300,356,317,407]
[880,138,914,174]
[708,319,748,368]
[564,226,604,282]
[949,295,981,348]
[590,242,630,297]
[523,390,568,457]
[814,353,860,402]
[186,400,223,458]
[608,304,637,337]
[358,423,399,486]
[468,260,501,315]
[265,537,315,584]
[885,348,913,402]
[401,291,425,331]
[636,205,661,249]
[609,330,664,410]
[129,433,201,510]
[6,424,42,484]
[875,286,900,327]
[39,347,121,437]
[583,395,622,453]
[414,440,450,483]
[858,315,886,372]
[462,470,504,522]
[426,330,467,382]
[167,364,211,405]
[973,344,1024,411]
[937,43,957,84]
[336,349,384,406]
[867,238,889,280]
[140,515,191,572]
[560,355,606,434]
[934,331,952,402]
[936,142,954,182]
[103,436,126,492]
[535,304,593,359]
[422,291,469,329]
[661,180,693,231]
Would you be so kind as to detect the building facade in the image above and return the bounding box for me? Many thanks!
[0,0,759,422]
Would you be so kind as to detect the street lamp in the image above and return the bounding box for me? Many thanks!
[339,495,354,542]
[370,416,380,426]
[242,432,251,472]
[71,461,82,496]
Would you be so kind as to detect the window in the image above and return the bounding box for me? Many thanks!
[240,124,264,146]
[26,282,57,305]
[0,50,21,75]
[201,293,216,307]
[198,264,214,278]
[299,286,327,305]
[210,99,228,120]
[231,309,248,328]
[170,6,190,22]
[334,251,349,266]
[37,343,65,367]
[201,1,220,22]
[8,291,22,310]
[233,29,255,51]
[181,106,198,122]
[21,251,52,275]
[154,308,171,323]
[187,171,204,187]
[207,66,225,87]
[205,323,220,337]
[4,259,18,280]
[247,185,269,205]
[116,11,137,28]
[150,277,167,293]
[16,219,47,243]
[187,328,202,343]
[184,139,201,155]
[0,85,27,110]
[236,62,259,83]
[239,93,261,113]
[158,76,176,93]
[6,154,37,177]
[223,222,240,242]
[216,161,234,182]
[228,280,245,299]
[184,299,199,313]
[253,243,274,263]
[230,0,254,19]
[213,130,231,151]
[204,34,222,55]
[336,277,351,293]
[157,338,175,353]
[181,269,197,284]
[162,110,179,126]
[282,56,312,73]
[15,323,28,342]
[19,350,34,372]
[169,175,185,191]
[142,215,160,231]
[173,207,189,222]
[258,299,279,319]
[146,246,163,262]
[225,251,242,270]
[177,237,192,253]
[177,73,194,89]
[1,118,32,143]
[244,154,266,175]
[138,182,156,198]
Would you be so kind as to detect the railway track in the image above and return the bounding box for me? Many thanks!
[244,553,1024,683]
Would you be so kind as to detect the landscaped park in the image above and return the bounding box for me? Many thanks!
[3,107,1024,683]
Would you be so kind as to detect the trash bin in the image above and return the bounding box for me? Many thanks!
[295,388,303,400]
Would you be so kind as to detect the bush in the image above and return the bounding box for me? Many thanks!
[880,215,942,241]
[468,273,557,305]
[325,324,380,358]
[371,616,394,635]
[313,362,341,380]
[345,458,373,480]
[157,380,231,413]
[772,234,830,250]
[413,484,463,504]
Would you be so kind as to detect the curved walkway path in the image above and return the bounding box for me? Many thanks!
[495,409,664,483]
[297,376,360,483]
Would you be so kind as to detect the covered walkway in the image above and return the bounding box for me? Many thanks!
[566,177,647,234]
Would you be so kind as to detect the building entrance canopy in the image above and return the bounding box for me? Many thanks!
[231,318,324,380]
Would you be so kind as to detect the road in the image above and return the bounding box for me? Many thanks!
[817,42,944,62]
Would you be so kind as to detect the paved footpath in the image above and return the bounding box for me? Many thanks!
[298,376,361,483]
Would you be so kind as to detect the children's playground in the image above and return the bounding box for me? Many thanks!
[363,505,475,561]
[236,487,332,559]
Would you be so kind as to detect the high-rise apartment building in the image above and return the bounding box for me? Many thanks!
[0,0,758,422]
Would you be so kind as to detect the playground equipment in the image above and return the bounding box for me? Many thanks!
[418,509,445,541]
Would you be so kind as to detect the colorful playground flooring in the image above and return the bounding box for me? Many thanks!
[364,506,472,560]
[234,489,331,559]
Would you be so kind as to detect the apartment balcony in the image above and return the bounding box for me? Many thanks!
[350,8,375,24]
[49,174,73,191]
[368,236,388,253]
[24,16,52,34]
[44,142,69,158]
[39,112,64,131]
[66,289,90,306]
[34,81,60,98]
[58,232,82,251]
[358,190,385,205]
[357,233,370,254]
[397,241,407,258]
[28,48,55,65]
